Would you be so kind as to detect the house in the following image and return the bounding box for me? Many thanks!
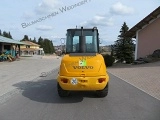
[54,45,65,55]
[20,41,44,55]
[54,45,62,51]
[0,36,27,57]
[125,6,160,60]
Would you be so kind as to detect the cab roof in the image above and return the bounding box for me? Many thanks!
[67,27,98,31]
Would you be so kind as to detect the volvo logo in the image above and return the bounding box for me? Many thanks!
[73,66,94,69]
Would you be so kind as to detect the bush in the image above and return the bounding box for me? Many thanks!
[103,54,115,67]
[152,49,160,58]
[125,57,134,64]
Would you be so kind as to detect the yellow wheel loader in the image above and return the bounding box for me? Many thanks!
[57,27,109,97]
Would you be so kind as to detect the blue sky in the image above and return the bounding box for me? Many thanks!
[0,0,159,46]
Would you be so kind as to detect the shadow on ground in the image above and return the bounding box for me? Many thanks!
[13,79,99,104]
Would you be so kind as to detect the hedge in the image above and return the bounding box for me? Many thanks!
[103,54,115,67]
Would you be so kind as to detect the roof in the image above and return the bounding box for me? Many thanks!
[125,6,160,38]
[67,27,98,31]
[21,41,40,46]
[0,36,28,45]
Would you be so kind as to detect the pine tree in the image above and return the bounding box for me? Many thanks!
[37,37,55,54]
[38,36,44,48]
[2,31,13,39]
[21,35,29,41]
[0,29,2,36]
[8,32,12,39]
[3,31,8,37]
[50,40,55,53]
[43,39,48,53]
[32,37,37,43]
[48,40,55,53]
[114,22,134,64]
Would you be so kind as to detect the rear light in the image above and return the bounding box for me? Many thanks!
[98,78,106,83]
[61,78,68,83]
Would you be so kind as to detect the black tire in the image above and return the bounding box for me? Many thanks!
[57,83,70,97]
[96,83,109,98]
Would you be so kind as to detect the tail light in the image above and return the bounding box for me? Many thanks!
[61,78,68,83]
[98,78,106,83]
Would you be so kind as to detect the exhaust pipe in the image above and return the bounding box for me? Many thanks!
[79,27,86,53]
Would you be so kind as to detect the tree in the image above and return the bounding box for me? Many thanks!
[43,39,54,54]
[3,31,8,38]
[50,40,55,53]
[32,37,37,43]
[21,35,29,41]
[8,32,12,39]
[38,36,44,48]
[43,39,49,53]
[48,40,55,53]
[0,29,1,36]
[38,37,55,54]
[114,22,134,64]
[2,31,13,39]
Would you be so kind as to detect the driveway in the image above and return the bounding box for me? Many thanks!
[0,69,160,120]
[0,55,61,97]
[0,56,160,120]
[108,61,160,100]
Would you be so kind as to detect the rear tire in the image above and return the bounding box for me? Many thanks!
[57,83,70,97]
[96,83,109,97]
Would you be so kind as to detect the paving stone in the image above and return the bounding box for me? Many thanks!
[108,61,160,100]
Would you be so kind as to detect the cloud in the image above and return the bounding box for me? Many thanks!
[36,25,53,31]
[80,15,114,27]
[110,2,134,15]
[22,0,62,19]
[35,0,62,15]
[79,2,134,28]
[23,11,35,20]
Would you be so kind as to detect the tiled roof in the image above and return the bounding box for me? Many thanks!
[21,41,40,46]
[125,6,160,38]
[0,36,27,45]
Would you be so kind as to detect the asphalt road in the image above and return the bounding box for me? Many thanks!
[0,70,160,120]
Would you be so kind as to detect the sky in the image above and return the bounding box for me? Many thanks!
[0,0,159,46]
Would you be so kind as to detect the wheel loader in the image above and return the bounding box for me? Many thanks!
[57,27,109,97]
